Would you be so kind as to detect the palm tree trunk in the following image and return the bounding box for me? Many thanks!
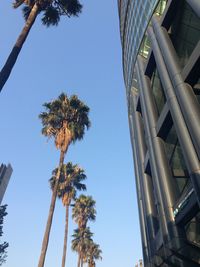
[77,253,81,267]
[61,205,69,267]
[38,150,65,267]
[0,3,39,92]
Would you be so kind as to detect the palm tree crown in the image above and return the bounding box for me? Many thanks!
[71,227,93,262]
[86,241,102,267]
[39,93,91,154]
[72,195,96,229]
[13,0,83,26]
[49,162,87,206]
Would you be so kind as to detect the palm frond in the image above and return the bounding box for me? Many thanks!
[72,195,96,228]
[49,162,87,204]
[22,5,32,20]
[58,0,82,17]
[71,227,93,252]
[42,6,60,27]
[39,93,90,152]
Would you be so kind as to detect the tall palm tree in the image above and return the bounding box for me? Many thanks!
[71,227,93,267]
[72,195,96,230]
[38,93,90,267]
[49,162,87,267]
[86,241,102,267]
[0,0,82,92]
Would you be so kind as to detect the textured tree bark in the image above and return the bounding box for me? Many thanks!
[77,253,81,267]
[38,150,65,267]
[61,205,69,267]
[0,3,39,92]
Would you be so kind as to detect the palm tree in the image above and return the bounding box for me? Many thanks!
[72,195,96,230]
[71,227,93,267]
[49,162,87,267]
[86,241,102,267]
[0,0,83,92]
[38,93,90,267]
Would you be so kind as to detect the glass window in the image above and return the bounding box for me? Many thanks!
[139,34,151,58]
[185,211,200,247]
[170,0,200,68]
[151,68,166,115]
[124,0,169,93]
[139,0,168,59]
[164,125,190,197]
[193,78,200,105]
[155,0,167,16]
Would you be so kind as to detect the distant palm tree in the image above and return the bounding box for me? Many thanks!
[72,227,93,267]
[49,162,87,267]
[0,0,82,92]
[38,93,90,267]
[72,195,96,230]
[86,241,102,267]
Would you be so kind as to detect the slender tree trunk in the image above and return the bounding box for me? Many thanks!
[77,253,81,267]
[61,205,69,267]
[0,3,39,92]
[38,150,65,267]
[81,258,83,267]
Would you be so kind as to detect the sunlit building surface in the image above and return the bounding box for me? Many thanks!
[118,0,200,266]
[0,164,12,204]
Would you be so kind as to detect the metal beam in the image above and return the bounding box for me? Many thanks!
[148,26,200,208]
[151,15,200,159]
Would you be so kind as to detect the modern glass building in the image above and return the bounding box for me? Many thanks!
[118,0,200,266]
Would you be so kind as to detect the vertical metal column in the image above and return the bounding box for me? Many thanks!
[130,91,158,238]
[129,114,150,266]
[136,56,180,244]
[148,26,200,207]
[129,90,158,266]
[136,57,190,267]
[151,15,200,159]
[136,56,175,240]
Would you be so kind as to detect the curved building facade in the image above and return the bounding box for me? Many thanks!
[118,0,200,266]
[118,0,159,92]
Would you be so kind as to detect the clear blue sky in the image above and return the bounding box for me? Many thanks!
[0,1,142,266]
